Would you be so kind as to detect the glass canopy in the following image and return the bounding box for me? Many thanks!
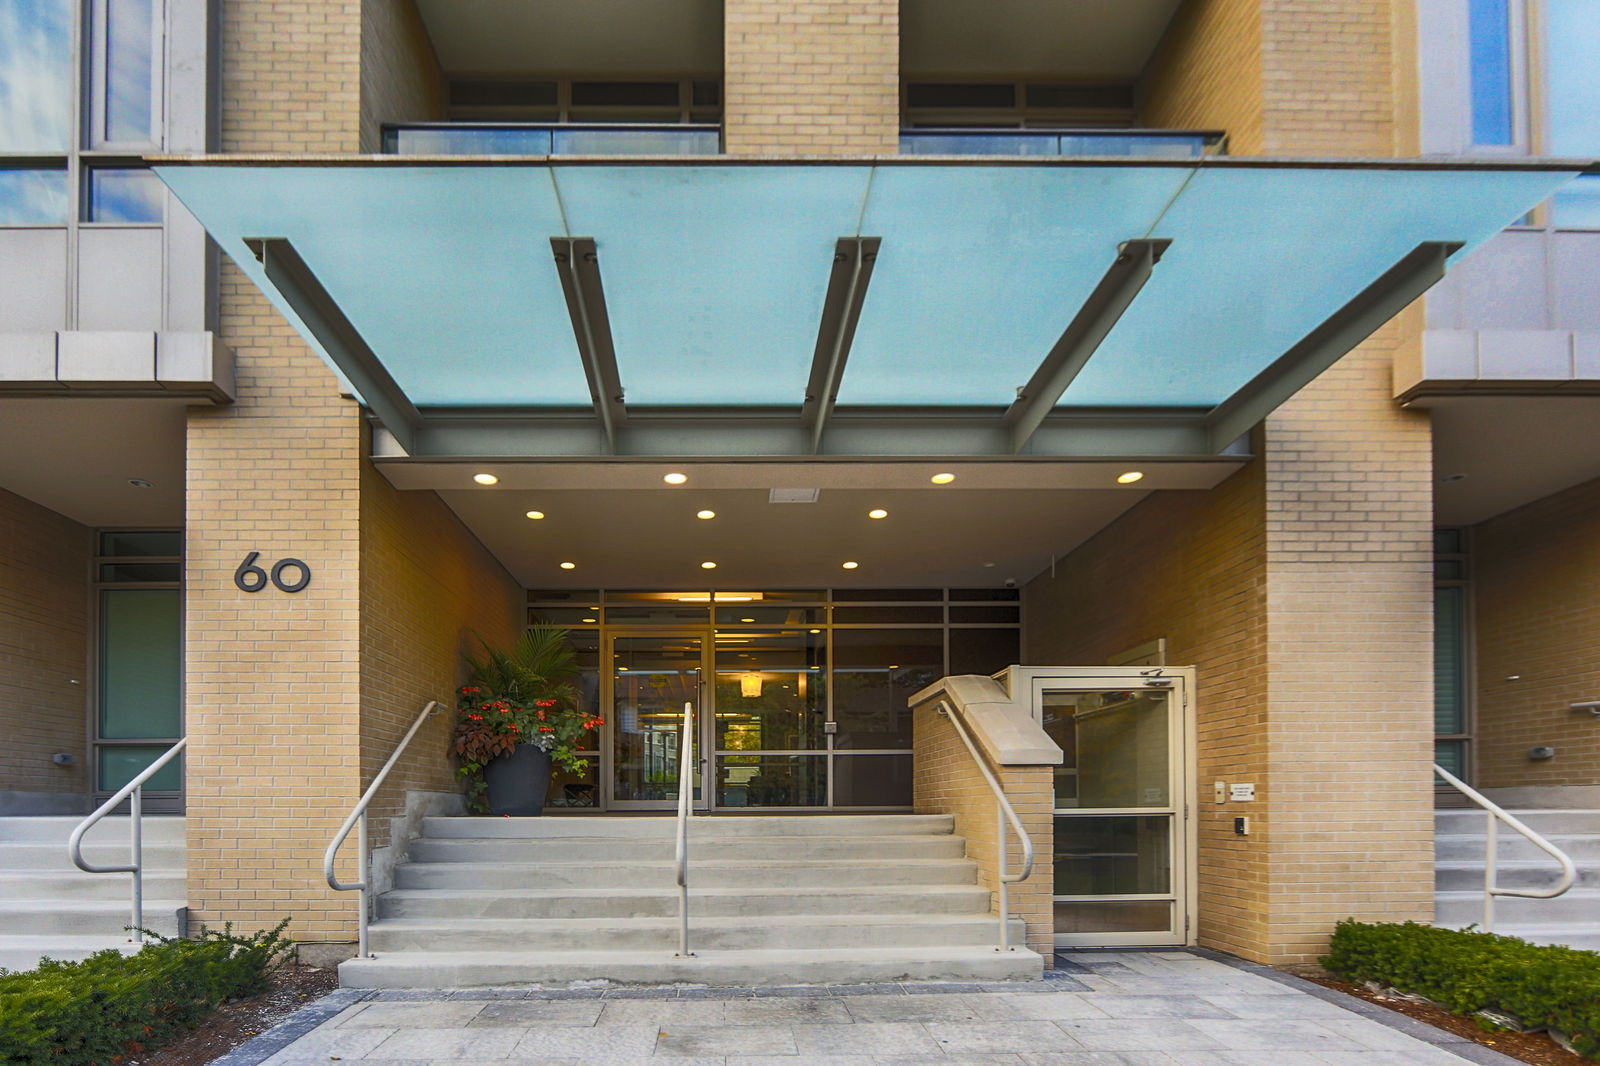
[155,159,1582,449]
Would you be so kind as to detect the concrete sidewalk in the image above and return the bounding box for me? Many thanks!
[217,950,1522,1066]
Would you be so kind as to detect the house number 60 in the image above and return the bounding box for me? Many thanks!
[234,551,312,593]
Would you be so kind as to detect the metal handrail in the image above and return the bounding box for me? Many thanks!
[325,700,442,958]
[674,700,695,958]
[935,699,1034,952]
[1434,763,1577,932]
[69,736,188,944]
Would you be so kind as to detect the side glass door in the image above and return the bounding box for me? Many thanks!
[1035,676,1190,947]
[608,632,709,810]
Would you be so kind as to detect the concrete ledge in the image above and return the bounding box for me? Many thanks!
[0,330,235,402]
[910,675,1062,767]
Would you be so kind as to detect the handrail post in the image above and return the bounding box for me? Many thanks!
[129,785,143,944]
[358,810,369,958]
[1485,811,1497,932]
[674,700,695,958]
[996,800,1009,952]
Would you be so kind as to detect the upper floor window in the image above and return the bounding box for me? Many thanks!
[0,0,75,152]
[1546,0,1600,227]
[1467,0,1516,146]
[90,0,158,147]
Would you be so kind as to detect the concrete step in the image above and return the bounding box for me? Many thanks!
[340,944,1043,988]
[1459,924,1600,951]
[1434,888,1600,926]
[0,899,184,937]
[0,815,187,845]
[419,814,954,840]
[0,935,147,972]
[378,883,993,920]
[0,871,187,901]
[1435,833,1600,862]
[408,833,966,864]
[394,857,977,891]
[367,914,1027,953]
[0,842,186,872]
[1435,810,1600,836]
[1435,860,1600,892]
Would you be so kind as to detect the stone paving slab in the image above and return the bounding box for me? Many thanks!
[224,950,1525,1066]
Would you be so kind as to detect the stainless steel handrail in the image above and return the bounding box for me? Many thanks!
[69,736,188,944]
[325,700,442,958]
[1434,763,1577,932]
[935,699,1034,952]
[674,700,695,958]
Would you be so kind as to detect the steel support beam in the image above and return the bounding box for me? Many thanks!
[404,405,1221,460]
[1004,238,1170,454]
[246,237,423,452]
[551,236,627,454]
[1202,240,1462,452]
[801,237,880,453]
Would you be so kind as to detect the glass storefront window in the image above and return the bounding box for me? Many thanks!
[545,757,598,809]
[833,753,912,806]
[1054,815,1172,896]
[0,0,74,152]
[99,588,181,739]
[100,530,181,556]
[831,629,943,749]
[1042,690,1170,808]
[713,630,825,751]
[100,745,181,792]
[716,754,825,807]
[1435,586,1467,736]
[1054,899,1173,935]
[948,628,1019,676]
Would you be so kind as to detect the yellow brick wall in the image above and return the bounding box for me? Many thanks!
[1025,456,1271,961]
[359,0,444,153]
[187,0,368,944]
[1474,475,1600,787]
[724,0,899,155]
[0,488,91,799]
[358,455,524,846]
[912,703,1055,958]
[1140,0,1265,154]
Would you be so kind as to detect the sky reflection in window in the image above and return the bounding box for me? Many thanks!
[87,168,163,222]
[105,0,155,143]
[0,0,73,152]
[0,169,69,225]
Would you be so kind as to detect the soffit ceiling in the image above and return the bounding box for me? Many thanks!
[1431,394,1600,526]
[901,0,1186,80]
[0,397,186,527]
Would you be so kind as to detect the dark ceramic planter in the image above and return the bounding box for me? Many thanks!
[484,744,553,816]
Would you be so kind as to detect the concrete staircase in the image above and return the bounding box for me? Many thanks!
[1435,807,1600,950]
[341,813,1042,988]
[0,815,187,972]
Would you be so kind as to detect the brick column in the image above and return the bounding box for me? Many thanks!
[723,0,899,155]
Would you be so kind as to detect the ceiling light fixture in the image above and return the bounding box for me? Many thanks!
[559,561,576,570]
[696,509,716,519]
[868,508,888,519]
[582,617,596,623]
[473,473,499,485]
[525,510,545,520]
[841,560,859,570]
[740,617,755,623]
[930,472,955,484]
[1116,471,1144,484]
[701,561,717,570]
[663,472,688,485]
[741,673,763,698]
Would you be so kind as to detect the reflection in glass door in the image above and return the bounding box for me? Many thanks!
[1039,680,1189,946]
[609,633,708,810]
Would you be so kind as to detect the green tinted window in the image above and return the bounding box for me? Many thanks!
[99,588,181,739]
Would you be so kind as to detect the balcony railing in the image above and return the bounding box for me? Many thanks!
[383,123,721,156]
[899,128,1225,158]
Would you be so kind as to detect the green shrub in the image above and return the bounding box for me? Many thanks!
[1323,919,1600,1058]
[0,920,292,1066]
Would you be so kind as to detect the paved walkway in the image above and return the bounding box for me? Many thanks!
[223,951,1520,1066]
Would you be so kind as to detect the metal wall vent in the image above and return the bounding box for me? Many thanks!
[768,488,820,503]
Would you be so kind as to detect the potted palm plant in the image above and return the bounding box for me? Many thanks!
[450,626,601,815]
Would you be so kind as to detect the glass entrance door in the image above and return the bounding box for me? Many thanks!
[1033,674,1191,947]
[608,632,710,810]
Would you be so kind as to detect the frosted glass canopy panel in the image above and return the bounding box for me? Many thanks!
[844,165,1192,406]
[1062,165,1574,407]
[553,166,871,404]
[156,165,591,406]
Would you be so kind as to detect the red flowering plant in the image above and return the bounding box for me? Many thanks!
[449,625,603,812]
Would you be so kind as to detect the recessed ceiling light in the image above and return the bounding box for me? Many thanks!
[664,472,688,485]
[982,561,996,568]
[701,561,717,569]
[525,510,545,520]
[128,478,153,488]
[582,617,596,623]
[473,473,499,485]
[559,561,576,570]
[740,617,755,622]
[809,628,821,634]
[1116,471,1144,484]
[930,472,955,484]
[1441,473,1467,483]
[868,508,888,519]
[841,560,859,570]
[697,509,716,520]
